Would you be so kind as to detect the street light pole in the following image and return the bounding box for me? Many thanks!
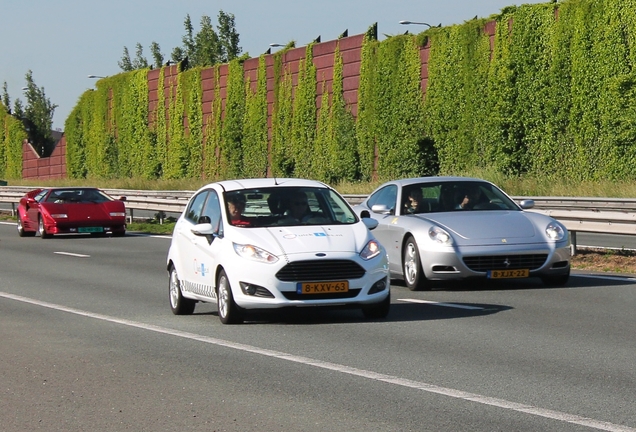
[399,20,433,28]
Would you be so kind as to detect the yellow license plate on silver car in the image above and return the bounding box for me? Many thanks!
[297,281,349,294]
[488,269,529,279]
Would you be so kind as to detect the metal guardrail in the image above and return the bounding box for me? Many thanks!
[2,187,636,253]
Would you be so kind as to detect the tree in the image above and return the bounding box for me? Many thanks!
[118,46,134,71]
[2,82,10,113]
[182,14,196,61]
[170,46,185,63]
[194,15,221,67]
[218,11,242,62]
[22,70,58,156]
[132,43,149,69]
[13,99,24,119]
[150,41,164,68]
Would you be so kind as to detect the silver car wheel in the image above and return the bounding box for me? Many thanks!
[37,216,51,239]
[403,235,430,291]
[216,270,243,324]
[404,242,419,285]
[169,268,180,309]
[217,274,230,319]
[17,217,32,237]
[168,266,195,315]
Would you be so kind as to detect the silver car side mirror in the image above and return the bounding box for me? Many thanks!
[519,199,535,210]
[371,204,393,215]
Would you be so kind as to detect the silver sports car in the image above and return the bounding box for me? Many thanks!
[353,177,571,290]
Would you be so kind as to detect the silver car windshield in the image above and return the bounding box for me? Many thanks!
[224,187,358,227]
[401,181,520,214]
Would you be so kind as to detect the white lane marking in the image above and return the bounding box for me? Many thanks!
[0,292,633,432]
[398,298,484,310]
[125,232,172,239]
[54,252,90,258]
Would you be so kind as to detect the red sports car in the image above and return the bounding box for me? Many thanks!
[17,187,127,238]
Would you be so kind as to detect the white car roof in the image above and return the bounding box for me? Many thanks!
[202,178,331,193]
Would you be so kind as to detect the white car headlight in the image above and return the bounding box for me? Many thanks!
[109,212,126,217]
[360,239,382,260]
[429,226,453,245]
[233,243,279,263]
[50,213,68,219]
[546,222,565,241]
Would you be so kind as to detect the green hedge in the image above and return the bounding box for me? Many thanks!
[0,103,26,179]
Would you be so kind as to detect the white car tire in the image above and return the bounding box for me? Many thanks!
[217,270,244,324]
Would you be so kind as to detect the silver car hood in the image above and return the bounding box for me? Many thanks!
[421,211,543,244]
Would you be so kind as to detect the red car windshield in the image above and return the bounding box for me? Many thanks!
[45,189,111,204]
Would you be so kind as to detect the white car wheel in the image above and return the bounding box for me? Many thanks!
[217,270,243,324]
[169,266,195,315]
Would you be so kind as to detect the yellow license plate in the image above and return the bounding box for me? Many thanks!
[297,281,349,294]
[488,269,530,279]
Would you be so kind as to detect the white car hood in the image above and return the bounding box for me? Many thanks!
[423,211,541,242]
[232,224,370,257]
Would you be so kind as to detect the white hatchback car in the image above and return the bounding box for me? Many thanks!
[166,178,390,324]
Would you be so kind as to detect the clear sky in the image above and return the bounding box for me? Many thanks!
[0,0,544,130]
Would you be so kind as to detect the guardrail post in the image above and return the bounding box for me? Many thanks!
[128,208,134,224]
[11,202,15,217]
[570,231,577,256]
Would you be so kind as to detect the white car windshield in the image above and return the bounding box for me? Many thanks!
[223,187,358,227]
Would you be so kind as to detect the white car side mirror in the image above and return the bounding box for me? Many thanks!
[362,218,379,230]
[191,223,215,236]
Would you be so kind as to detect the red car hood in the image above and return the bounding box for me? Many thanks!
[41,201,125,222]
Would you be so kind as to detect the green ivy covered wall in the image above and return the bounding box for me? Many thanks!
[0,102,26,179]
[62,0,636,184]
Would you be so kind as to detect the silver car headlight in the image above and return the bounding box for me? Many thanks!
[429,226,453,245]
[360,239,382,260]
[109,212,126,217]
[546,222,565,241]
[50,213,68,219]
[233,243,279,263]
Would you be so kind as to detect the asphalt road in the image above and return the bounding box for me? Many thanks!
[0,222,635,432]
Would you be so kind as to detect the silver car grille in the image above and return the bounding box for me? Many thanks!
[463,254,548,272]
[275,260,365,282]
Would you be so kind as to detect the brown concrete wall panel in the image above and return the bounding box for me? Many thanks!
[313,40,337,57]
[314,54,334,71]
[342,62,361,79]
[25,159,38,169]
[338,34,365,51]
[284,47,306,62]
[340,48,362,64]
[342,75,360,92]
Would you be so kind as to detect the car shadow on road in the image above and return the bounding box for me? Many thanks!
[196,300,512,325]
[391,273,636,292]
